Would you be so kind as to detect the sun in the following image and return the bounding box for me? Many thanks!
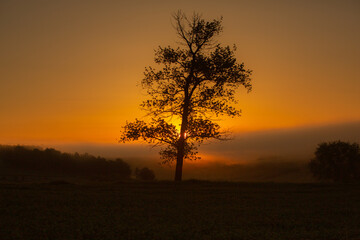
[168,118,182,133]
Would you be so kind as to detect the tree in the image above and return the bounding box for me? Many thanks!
[309,141,360,182]
[119,11,252,181]
[0,145,132,181]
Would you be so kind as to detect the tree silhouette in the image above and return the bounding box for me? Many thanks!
[120,11,252,181]
[0,145,132,180]
[309,141,360,182]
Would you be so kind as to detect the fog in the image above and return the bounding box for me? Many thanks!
[201,121,360,162]
[50,121,360,181]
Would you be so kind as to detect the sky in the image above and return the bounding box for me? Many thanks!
[1,0,359,177]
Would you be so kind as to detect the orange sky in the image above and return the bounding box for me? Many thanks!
[1,0,359,145]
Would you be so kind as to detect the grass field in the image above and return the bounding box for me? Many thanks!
[1,181,360,240]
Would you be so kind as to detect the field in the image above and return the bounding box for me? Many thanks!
[1,181,360,240]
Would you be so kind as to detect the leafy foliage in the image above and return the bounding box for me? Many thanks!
[120,11,252,179]
[0,145,132,180]
[309,141,360,182]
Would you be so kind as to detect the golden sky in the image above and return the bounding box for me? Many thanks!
[1,0,359,145]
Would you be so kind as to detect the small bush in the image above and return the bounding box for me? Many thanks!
[135,167,156,181]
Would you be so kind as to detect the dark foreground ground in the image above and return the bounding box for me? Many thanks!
[1,181,360,240]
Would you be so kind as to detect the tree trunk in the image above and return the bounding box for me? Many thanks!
[174,137,185,181]
[174,101,189,181]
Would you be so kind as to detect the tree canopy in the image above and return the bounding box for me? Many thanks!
[120,11,252,181]
[0,145,132,181]
[309,141,360,182]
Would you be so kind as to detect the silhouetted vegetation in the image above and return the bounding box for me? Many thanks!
[0,145,131,181]
[309,141,360,182]
[135,167,156,181]
[120,11,252,181]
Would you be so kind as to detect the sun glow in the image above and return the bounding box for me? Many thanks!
[168,118,182,133]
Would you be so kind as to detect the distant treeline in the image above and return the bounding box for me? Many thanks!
[0,145,131,180]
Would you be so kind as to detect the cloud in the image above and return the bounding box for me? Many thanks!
[200,121,360,163]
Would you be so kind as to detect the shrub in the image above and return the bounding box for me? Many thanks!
[135,167,156,181]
